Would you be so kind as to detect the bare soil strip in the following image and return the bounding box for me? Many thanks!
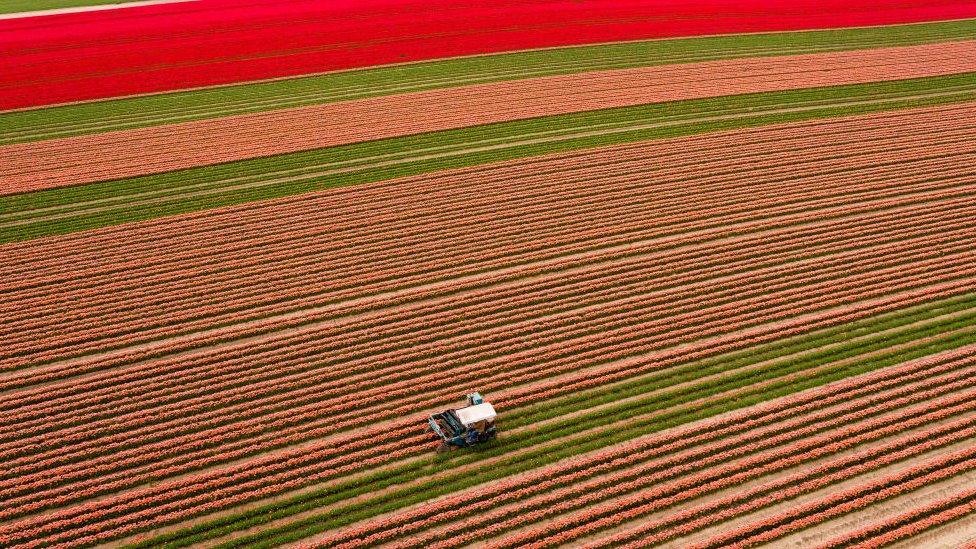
[2,40,975,194]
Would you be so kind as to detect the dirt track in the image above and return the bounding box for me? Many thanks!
[2,40,975,195]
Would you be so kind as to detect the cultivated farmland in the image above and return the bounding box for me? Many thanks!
[2,3,976,548]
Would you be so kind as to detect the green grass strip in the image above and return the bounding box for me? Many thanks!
[0,0,140,14]
[4,72,976,244]
[3,18,976,143]
[125,294,976,548]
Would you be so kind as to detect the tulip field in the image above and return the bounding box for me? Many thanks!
[2,1,976,548]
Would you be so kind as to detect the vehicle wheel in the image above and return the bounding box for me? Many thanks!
[436,442,451,454]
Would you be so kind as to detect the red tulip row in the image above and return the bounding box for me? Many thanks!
[489,395,976,549]
[10,42,965,169]
[8,42,974,194]
[822,487,976,548]
[316,353,976,548]
[8,142,971,368]
[5,35,932,143]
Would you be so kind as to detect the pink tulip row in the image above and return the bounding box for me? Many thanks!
[5,340,968,544]
[19,185,972,416]
[9,332,976,544]
[7,203,968,486]
[10,193,958,429]
[3,162,972,540]
[5,176,970,393]
[3,328,960,544]
[13,130,910,315]
[0,425,432,522]
[9,244,968,500]
[323,360,976,549]
[14,201,927,429]
[311,341,976,545]
[6,96,966,273]
[566,403,976,549]
[9,222,957,463]
[10,43,972,195]
[687,437,976,548]
[13,121,966,320]
[11,256,964,524]
[481,389,976,549]
[497,267,976,409]
[600,411,976,548]
[823,487,976,548]
[13,149,968,355]
[8,141,968,366]
[12,105,960,283]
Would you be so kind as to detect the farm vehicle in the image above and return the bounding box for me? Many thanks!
[428,392,497,453]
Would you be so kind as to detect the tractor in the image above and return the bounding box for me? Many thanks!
[427,392,497,453]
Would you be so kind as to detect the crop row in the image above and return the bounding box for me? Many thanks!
[686,437,976,548]
[180,336,976,549]
[129,325,976,549]
[8,116,966,316]
[6,74,976,245]
[7,42,973,194]
[7,19,973,143]
[9,188,976,420]
[6,241,970,494]
[316,356,976,548]
[5,100,967,273]
[9,182,966,404]
[5,189,972,406]
[6,130,972,363]
[7,297,975,547]
[6,150,975,372]
[7,281,974,527]
[822,487,976,548]
[15,45,937,163]
[8,199,962,430]
[7,33,936,137]
[8,209,968,446]
[7,120,973,341]
[487,395,976,549]
[8,227,972,479]
[6,266,974,511]
[7,42,809,140]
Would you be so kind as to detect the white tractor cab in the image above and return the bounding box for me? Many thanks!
[427,392,497,453]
